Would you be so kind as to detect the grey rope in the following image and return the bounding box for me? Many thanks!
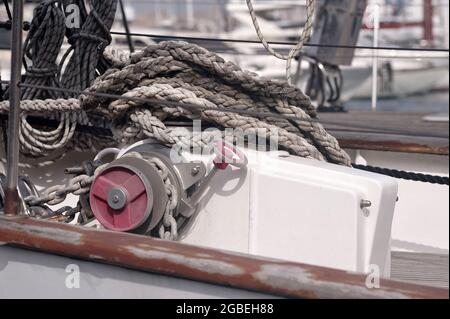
[8,0,72,157]
[245,0,315,84]
[60,0,118,93]
[21,0,65,100]
[3,0,118,157]
[6,0,117,157]
[91,41,349,165]
[91,41,317,117]
[0,41,351,166]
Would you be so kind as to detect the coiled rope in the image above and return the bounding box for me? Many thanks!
[21,1,65,100]
[2,0,118,157]
[245,0,315,84]
[59,0,118,93]
[0,41,351,166]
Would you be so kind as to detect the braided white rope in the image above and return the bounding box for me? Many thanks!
[0,42,350,166]
[18,1,72,157]
[245,0,315,84]
[12,0,118,157]
[0,99,81,156]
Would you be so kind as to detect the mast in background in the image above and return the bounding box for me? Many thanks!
[423,0,434,45]
[186,0,194,29]
[219,0,230,33]
[371,0,380,112]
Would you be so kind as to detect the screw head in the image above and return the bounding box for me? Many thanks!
[360,200,372,209]
[107,188,128,210]
[191,165,201,176]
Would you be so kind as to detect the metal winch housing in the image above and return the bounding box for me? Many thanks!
[89,141,208,235]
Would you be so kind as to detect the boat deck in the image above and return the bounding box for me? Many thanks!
[321,111,449,155]
[391,252,449,288]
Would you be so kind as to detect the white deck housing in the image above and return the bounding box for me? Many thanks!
[180,149,398,276]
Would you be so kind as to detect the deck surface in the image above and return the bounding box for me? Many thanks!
[321,111,449,155]
[391,252,449,289]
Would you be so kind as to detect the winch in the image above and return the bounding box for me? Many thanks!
[89,139,248,238]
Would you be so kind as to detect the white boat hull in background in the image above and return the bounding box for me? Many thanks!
[239,55,449,102]
[344,63,450,100]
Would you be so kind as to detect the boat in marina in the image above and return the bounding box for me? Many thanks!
[0,0,448,300]
[226,0,449,100]
[2,1,449,99]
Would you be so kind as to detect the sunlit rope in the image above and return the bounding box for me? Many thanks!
[245,0,315,84]
[1,79,448,140]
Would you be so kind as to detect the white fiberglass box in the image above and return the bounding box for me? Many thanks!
[181,150,398,276]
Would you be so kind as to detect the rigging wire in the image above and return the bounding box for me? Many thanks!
[110,43,450,59]
[2,0,12,21]
[112,0,449,8]
[109,31,450,53]
[118,0,135,53]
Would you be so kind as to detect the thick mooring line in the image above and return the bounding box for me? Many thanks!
[5,0,24,216]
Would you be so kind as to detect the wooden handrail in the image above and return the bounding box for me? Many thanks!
[0,215,448,299]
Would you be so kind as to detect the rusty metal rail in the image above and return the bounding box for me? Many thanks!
[0,215,448,299]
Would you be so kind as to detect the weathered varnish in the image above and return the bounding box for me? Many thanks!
[0,216,448,299]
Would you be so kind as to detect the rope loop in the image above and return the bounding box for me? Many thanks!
[1,41,351,166]
[245,0,316,84]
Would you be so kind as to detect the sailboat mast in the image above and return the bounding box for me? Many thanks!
[423,0,434,44]
[186,0,194,29]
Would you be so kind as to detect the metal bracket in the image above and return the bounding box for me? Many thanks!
[173,162,207,191]
[0,20,30,31]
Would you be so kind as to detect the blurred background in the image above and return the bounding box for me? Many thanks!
[0,0,449,115]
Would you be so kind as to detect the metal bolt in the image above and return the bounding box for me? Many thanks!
[191,166,201,176]
[360,200,372,209]
[107,188,127,210]
[112,195,120,204]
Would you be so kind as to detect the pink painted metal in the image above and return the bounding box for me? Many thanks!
[213,140,248,170]
[90,166,151,231]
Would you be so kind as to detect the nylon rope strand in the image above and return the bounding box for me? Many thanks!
[4,0,118,157]
[5,0,73,157]
[59,0,118,93]
[245,0,315,84]
[0,41,352,166]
